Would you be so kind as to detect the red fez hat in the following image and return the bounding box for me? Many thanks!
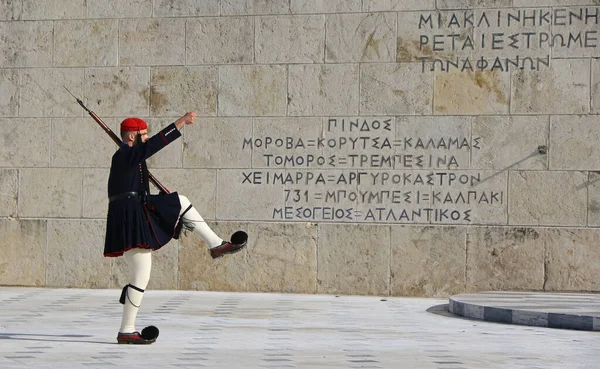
[120,117,147,132]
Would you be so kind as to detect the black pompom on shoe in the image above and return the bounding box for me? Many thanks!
[141,325,159,341]
[231,231,248,246]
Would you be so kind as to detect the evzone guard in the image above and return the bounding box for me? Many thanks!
[105,113,247,344]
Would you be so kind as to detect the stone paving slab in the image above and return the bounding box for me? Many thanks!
[0,288,598,369]
[449,291,600,332]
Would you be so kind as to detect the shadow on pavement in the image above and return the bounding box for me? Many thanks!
[426,303,482,323]
[0,333,114,345]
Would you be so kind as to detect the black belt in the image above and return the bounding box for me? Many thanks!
[109,191,139,203]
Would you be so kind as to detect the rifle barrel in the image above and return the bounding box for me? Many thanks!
[66,87,170,194]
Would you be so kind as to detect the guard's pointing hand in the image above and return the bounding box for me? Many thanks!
[183,112,196,125]
[175,112,197,130]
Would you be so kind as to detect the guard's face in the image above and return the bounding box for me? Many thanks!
[139,129,148,143]
[131,129,148,145]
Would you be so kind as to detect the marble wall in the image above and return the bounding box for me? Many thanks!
[1,0,599,297]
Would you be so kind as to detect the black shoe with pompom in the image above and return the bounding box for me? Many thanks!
[210,231,248,259]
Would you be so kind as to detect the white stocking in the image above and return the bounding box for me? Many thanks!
[119,248,152,334]
[178,195,223,248]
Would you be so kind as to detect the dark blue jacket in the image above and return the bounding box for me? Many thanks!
[104,123,182,257]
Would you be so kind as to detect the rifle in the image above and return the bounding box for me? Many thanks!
[65,87,170,194]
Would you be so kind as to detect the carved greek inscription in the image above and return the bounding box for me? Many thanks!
[244,118,477,169]
[281,189,503,205]
[414,7,599,72]
[238,118,506,225]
